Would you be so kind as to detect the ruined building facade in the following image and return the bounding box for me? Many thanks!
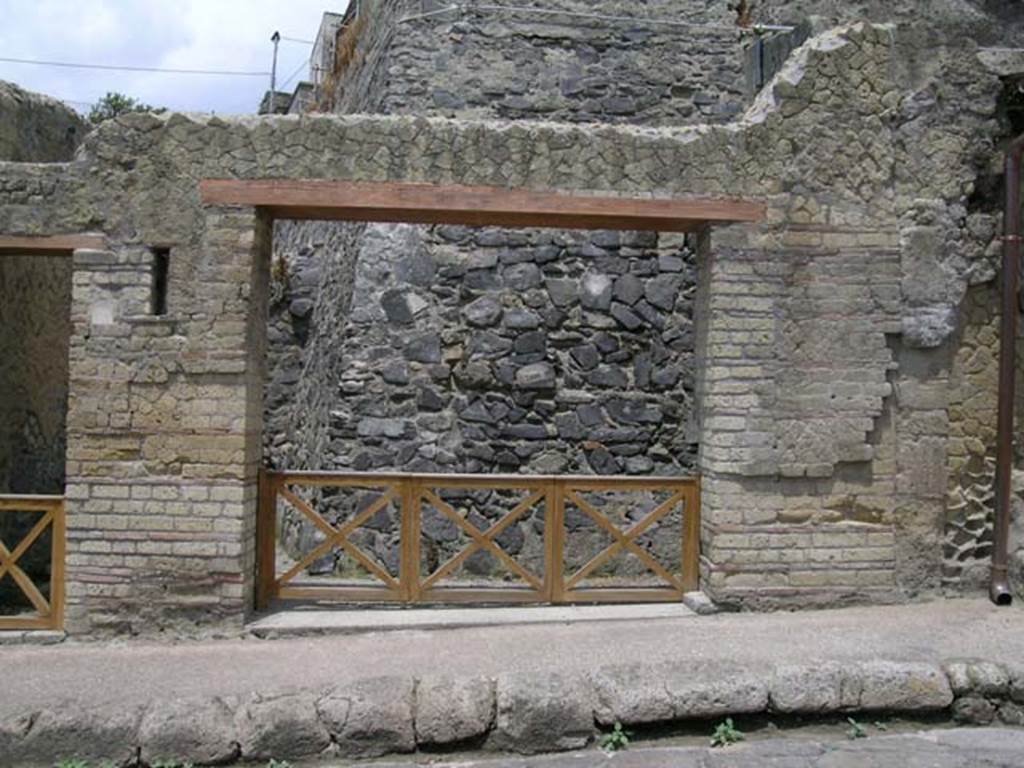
[0,0,1022,634]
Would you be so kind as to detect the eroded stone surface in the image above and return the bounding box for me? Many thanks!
[416,675,496,746]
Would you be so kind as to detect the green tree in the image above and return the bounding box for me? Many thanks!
[88,92,164,124]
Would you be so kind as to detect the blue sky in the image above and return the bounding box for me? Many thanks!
[0,0,348,115]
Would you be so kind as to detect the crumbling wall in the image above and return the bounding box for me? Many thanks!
[0,80,87,162]
[1,16,1021,632]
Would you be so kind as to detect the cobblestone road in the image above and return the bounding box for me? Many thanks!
[368,728,1024,768]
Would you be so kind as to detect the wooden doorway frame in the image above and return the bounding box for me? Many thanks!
[200,179,765,232]
[203,178,764,607]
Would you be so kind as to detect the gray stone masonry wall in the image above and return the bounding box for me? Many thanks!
[270,0,748,582]
[0,17,1022,632]
[0,79,87,162]
[269,0,1024,598]
[268,220,699,580]
[329,0,748,125]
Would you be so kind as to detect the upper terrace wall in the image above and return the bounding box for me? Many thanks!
[0,22,1017,631]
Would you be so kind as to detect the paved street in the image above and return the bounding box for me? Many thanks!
[365,728,1024,767]
[3,598,1023,717]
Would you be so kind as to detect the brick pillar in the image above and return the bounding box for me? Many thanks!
[64,209,271,635]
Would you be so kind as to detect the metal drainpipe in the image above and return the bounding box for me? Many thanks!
[992,133,1024,605]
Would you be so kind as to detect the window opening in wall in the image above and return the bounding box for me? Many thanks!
[151,248,170,316]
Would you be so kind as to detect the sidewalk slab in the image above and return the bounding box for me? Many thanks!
[4,599,1024,765]
[361,728,1024,768]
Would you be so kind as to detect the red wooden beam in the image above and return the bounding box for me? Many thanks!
[0,234,106,254]
[200,179,765,233]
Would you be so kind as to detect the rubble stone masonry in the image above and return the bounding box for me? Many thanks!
[1,13,1022,632]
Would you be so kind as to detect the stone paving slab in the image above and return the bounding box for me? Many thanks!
[360,728,1024,768]
[4,599,1024,765]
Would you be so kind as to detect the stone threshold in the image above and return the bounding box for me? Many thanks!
[247,600,699,639]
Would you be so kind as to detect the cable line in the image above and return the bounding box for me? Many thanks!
[0,56,270,76]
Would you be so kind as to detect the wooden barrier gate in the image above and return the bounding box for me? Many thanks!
[257,471,699,608]
[0,495,65,630]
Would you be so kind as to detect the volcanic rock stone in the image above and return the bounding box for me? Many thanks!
[515,362,556,390]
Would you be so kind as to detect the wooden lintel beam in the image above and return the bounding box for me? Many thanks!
[200,179,765,233]
[0,234,106,254]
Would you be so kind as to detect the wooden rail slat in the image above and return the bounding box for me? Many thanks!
[200,179,765,233]
[256,470,700,609]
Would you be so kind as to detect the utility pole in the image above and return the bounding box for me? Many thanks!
[270,31,281,92]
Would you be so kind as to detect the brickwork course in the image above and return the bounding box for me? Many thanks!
[0,0,1023,635]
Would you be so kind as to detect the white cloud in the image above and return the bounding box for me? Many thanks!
[0,0,348,114]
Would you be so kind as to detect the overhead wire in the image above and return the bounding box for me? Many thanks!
[0,56,270,77]
[279,59,310,90]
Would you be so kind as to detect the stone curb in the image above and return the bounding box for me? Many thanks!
[3,658,1021,766]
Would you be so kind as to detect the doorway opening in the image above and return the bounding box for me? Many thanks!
[203,178,763,608]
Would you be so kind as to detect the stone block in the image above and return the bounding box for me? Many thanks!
[846,661,952,712]
[318,676,415,758]
[415,675,495,746]
[138,695,239,765]
[592,663,675,725]
[770,663,844,713]
[235,691,330,761]
[489,672,593,753]
[12,703,144,764]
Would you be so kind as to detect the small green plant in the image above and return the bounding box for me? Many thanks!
[599,721,632,752]
[710,717,745,748]
[846,717,868,740]
[267,761,293,768]
[55,761,91,768]
[873,720,888,731]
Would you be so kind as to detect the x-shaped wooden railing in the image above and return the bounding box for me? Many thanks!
[0,495,65,630]
[257,471,699,608]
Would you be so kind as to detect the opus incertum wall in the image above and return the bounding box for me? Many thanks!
[0,23,1013,634]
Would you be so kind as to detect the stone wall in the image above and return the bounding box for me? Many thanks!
[0,16,1020,632]
[0,255,72,494]
[327,0,748,125]
[268,220,699,578]
[271,0,747,580]
[0,80,87,162]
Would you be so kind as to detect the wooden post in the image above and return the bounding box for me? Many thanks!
[255,470,278,611]
[683,481,701,592]
[401,478,422,603]
[546,479,565,603]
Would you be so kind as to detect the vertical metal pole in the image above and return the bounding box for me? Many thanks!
[270,31,281,93]
[992,135,1024,605]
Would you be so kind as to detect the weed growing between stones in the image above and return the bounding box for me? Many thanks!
[846,717,868,740]
[710,718,745,747]
[599,721,632,752]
